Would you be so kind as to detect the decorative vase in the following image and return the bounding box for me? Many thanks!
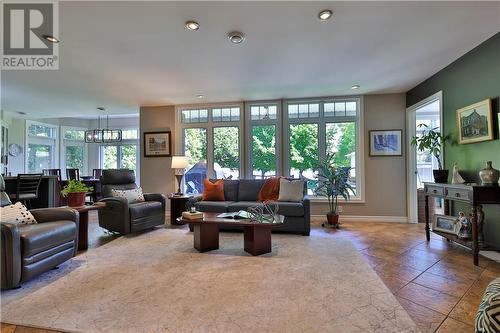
[479,161,500,186]
[451,163,466,184]
[433,170,449,183]
[326,213,339,226]
[67,192,86,207]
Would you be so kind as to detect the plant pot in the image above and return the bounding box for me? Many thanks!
[433,169,449,183]
[67,192,86,207]
[326,213,339,226]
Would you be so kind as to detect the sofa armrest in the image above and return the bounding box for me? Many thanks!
[30,207,80,255]
[30,207,79,224]
[1,222,22,289]
[143,193,166,212]
[302,196,311,236]
[98,197,130,234]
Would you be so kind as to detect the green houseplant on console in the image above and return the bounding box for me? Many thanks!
[411,124,451,183]
[61,180,93,207]
[315,154,354,228]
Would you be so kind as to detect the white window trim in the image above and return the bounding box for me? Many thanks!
[25,120,59,173]
[60,126,88,176]
[176,102,244,179]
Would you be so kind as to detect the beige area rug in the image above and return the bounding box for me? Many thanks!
[1,227,420,333]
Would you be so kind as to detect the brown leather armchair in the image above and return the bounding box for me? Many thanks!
[1,175,79,290]
[98,169,165,234]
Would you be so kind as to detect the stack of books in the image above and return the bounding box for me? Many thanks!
[182,211,203,220]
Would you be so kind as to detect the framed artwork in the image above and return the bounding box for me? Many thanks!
[369,130,403,156]
[456,98,493,144]
[144,131,172,157]
[433,215,459,235]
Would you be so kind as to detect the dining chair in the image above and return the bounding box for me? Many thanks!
[66,168,80,181]
[43,168,62,182]
[8,173,43,209]
[92,169,103,180]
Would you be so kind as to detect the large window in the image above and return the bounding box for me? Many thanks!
[285,98,361,196]
[26,121,58,173]
[100,128,139,179]
[179,104,243,194]
[61,127,87,176]
[177,97,363,199]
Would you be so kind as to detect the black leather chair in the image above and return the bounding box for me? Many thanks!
[98,169,166,234]
[1,175,79,290]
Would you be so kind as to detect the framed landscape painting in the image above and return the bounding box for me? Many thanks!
[369,130,402,156]
[433,215,459,235]
[456,98,493,144]
[144,131,172,157]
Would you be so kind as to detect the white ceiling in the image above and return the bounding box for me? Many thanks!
[2,1,499,118]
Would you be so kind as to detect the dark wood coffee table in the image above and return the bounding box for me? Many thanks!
[178,212,284,256]
[68,202,106,251]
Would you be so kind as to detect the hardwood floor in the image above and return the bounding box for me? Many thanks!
[2,215,498,333]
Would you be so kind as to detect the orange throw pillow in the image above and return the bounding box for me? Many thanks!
[257,177,282,202]
[202,179,225,201]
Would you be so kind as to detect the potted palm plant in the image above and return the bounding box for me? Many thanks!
[315,154,354,228]
[61,180,92,207]
[411,124,451,183]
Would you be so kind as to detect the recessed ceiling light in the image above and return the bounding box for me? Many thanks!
[43,35,60,43]
[185,21,200,31]
[318,10,333,21]
[227,31,245,44]
[97,106,106,111]
[196,95,204,99]
[351,85,360,90]
[17,111,28,115]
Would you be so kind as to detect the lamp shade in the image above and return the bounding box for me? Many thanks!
[171,156,189,169]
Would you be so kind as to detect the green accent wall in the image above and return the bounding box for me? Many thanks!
[407,32,500,246]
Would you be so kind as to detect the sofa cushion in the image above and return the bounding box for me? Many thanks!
[272,201,304,217]
[476,277,500,333]
[196,201,234,213]
[278,179,304,202]
[203,179,225,201]
[238,179,266,201]
[129,201,163,220]
[257,177,282,202]
[111,187,145,203]
[20,221,76,257]
[223,179,239,201]
[0,202,37,225]
[227,201,263,212]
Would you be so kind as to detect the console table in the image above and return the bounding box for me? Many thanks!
[423,182,500,265]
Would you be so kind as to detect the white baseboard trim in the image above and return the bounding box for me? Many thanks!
[312,215,408,223]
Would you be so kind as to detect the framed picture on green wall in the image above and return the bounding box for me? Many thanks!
[456,98,493,144]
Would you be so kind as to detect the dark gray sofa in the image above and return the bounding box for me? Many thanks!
[194,179,310,236]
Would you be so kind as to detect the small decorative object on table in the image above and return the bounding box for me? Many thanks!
[246,202,279,223]
[182,210,203,220]
[457,211,472,240]
[411,124,451,183]
[479,161,499,186]
[432,214,459,235]
[451,163,466,184]
[315,153,353,229]
[61,180,93,207]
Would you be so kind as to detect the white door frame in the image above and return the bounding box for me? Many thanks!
[406,91,443,224]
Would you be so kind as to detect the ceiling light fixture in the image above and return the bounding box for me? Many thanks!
[318,10,333,21]
[227,31,245,44]
[351,85,360,90]
[185,21,200,31]
[85,109,123,143]
[97,106,106,111]
[196,95,205,99]
[43,35,60,43]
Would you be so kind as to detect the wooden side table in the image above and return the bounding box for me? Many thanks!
[168,195,192,225]
[69,202,106,251]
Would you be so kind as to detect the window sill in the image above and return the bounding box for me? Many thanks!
[309,197,365,204]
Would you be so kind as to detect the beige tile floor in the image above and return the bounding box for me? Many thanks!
[2,215,498,333]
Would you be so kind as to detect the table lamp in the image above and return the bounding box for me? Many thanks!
[171,156,189,195]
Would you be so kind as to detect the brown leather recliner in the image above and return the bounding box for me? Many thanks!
[1,175,79,290]
[98,169,165,234]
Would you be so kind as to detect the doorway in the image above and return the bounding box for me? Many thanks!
[406,91,443,224]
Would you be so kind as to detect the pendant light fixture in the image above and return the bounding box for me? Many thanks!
[85,108,122,143]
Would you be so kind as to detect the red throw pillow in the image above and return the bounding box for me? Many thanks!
[202,179,225,201]
[257,177,282,202]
